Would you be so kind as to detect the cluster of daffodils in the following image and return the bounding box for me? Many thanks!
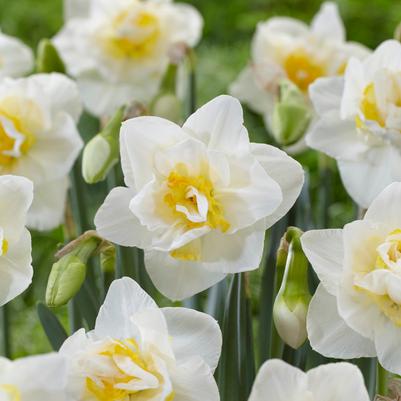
[54,0,203,117]
[230,2,370,151]
[302,183,401,375]
[95,95,304,300]
[307,40,401,208]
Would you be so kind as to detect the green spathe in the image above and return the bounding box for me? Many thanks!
[36,39,66,74]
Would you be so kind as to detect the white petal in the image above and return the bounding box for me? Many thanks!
[364,182,401,228]
[248,359,307,401]
[0,175,33,241]
[250,143,304,229]
[170,356,219,401]
[309,76,344,116]
[0,32,33,78]
[29,73,82,122]
[162,307,222,372]
[374,317,401,375]
[64,0,90,20]
[311,2,345,42]
[364,40,401,79]
[95,277,158,339]
[27,176,69,231]
[14,112,83,185]
[183,95,250,155]
[229,66,274,115]
[307,285,376,358]
[94,187,153,248]
[338,146,401,209]
[120,116,187,189]
[0,228,32,306]
[145,250,226,301]
[219,152,283,232]
[7,353,69,401]
[306,111,369,160]
[301,229,344,296]
[167,3,203,47]
[307,362,370,401]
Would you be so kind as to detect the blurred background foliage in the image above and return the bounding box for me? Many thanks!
[0,0,400,358]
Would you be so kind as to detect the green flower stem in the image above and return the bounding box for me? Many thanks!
[376,362,389,397]
[0,306,10,358]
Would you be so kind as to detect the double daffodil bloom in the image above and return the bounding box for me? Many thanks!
[248,359,369,401]
[95,95,304,300]
[0,175,32,306]
[0,31,33,79]
[0,73,83,231]
[302,183,401,375]
[54,0,203,117]
[230,2,369,152]
[0,353,71,401]
[307,40,401,208]
[60,277,221,401]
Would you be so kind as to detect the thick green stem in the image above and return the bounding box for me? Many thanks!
[0,306,10,358]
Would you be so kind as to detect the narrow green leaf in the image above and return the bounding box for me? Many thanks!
[217,273,255,401]
[206,279,227,325]
[37,302,68,351]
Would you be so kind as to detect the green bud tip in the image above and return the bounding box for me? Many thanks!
[36,39,66,74]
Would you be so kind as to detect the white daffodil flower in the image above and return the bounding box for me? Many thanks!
[248,359,370,401]
[54,0,203,117]
[0,31,33,79]
[95,95,304,300]
[60,277,221,401]
[0,175,32,306]
[307,40,401,208]
[0,353,72,401]
[301,182,401,375]
[230,2,369,152]
[0,73,83,231]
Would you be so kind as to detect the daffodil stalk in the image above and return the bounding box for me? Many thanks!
[377,363,390,398]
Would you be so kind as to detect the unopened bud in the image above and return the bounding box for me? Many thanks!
[273,227,311,349]
[82,107,123,184]
[151,93,181,122]
[36,39,66,74]
[46,233,101,307]
[271,80,312,147]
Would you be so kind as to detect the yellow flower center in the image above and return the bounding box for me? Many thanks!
[164,164,230,232]
[283,49,326,92]
[98,6,161,60]
[355,229,401,326]
[0,384,21,401]
[355,83,385,129]
[85,339,174,401]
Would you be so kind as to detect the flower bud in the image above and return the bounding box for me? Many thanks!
[46,233,101,307]
[271,79,312,147]
[151,93,181,122]
[36,39,66,74]
[273,227,311,349]
[82,107,123,184]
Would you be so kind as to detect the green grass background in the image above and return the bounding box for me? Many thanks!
[0,0,400,357]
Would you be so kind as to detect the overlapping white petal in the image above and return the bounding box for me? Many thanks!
[0,353,72,401]
[95,95,304,299]
[60,277,221,401]
[54,0,203,116]
[248,359,370,401]
[0,73,83,230]
[302,182,401,375]
[0,31,33,79]
[0,175,33,306]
